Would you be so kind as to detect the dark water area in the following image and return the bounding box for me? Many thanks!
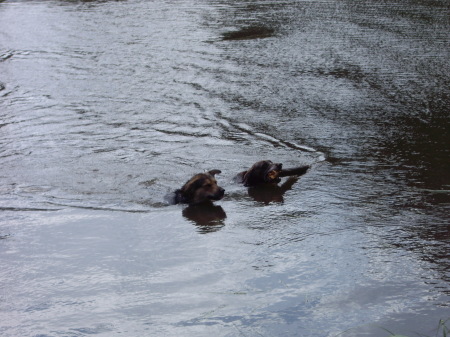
[0,0,449,336]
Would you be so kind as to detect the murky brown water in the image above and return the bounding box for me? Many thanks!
[0,0,449,336]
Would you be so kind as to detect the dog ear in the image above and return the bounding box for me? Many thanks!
[208,169,221,177]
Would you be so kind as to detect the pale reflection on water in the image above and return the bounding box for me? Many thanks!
[0,0,448,336]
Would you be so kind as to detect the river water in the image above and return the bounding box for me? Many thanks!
[0,0,449,336]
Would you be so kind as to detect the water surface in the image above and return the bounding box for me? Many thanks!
[0,0,449,336]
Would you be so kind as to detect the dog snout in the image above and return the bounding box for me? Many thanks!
[218,187,225,197]
[211,187,225,200]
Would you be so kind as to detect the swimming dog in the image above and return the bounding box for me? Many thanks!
[234,160,310,187]
[171,170,225,205]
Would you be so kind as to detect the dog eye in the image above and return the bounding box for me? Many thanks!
[205,183,213,187]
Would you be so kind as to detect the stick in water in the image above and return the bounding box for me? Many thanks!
[278,165,310,177]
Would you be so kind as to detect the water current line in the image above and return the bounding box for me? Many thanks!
[214,112,326,162]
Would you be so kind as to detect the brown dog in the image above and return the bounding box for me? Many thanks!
[171,170,225,205]
[234,160,310,187]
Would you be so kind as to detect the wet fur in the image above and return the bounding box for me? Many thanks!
[173,170,225,205]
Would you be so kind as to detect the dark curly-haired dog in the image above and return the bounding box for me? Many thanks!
[234,160,310,187]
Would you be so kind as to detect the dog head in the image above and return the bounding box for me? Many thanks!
[242,160,282,186]
[179,170,225,205]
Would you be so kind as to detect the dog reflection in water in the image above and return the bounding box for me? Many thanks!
[247,176,299,204]
[182,203,226,233]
